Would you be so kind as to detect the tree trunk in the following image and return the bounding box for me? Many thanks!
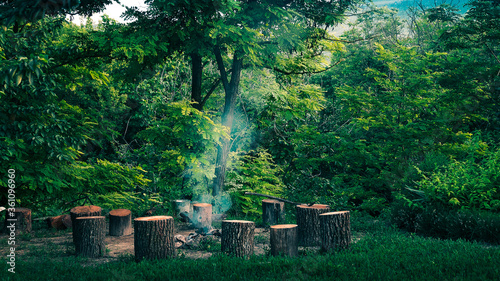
[70,205,102,244]
[212,48,244,196]
[270,224,298,257]
[46,214,72,230]
[109,209,132,236]
[262,199,285,226]
[221,220,255,257]
[192,203,212,234]
[4,207,31,233]
[296,204,330,246]
[74,216,106,258]
[191,52,203,110]
[320,211,351,252]
[134,216,175,261]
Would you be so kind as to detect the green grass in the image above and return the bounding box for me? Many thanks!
[2,221,499,281]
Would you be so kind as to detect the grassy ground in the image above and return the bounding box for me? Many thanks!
[1,214,499,281]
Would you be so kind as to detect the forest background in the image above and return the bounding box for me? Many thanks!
[1,0,499,243]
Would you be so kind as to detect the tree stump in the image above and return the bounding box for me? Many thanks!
[109,209,132,236]
[46,214,72,230]
[221,220,255,257]
[192,203,212,233]
[320,211,351,252]
[70,205,102,243]
[270,224,298,257]
[134,216,175,261]
[4,207,31,233]
[74,216,106,258]
[296,204,330,246]
[262,199,285,226]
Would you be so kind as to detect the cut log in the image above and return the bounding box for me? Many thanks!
[320,211,351,252]
[221,220,255,257]
[46,214,72,230]
[70,205,102,244]
[70,205,102,225]
[192,203,212,234]
[296,204,330,246]
[109,209,132,236]
[270,224,298,257]
[4,207,31,233]
[262,199,285,226]
[134,216,175,261]
[74,216,106,258]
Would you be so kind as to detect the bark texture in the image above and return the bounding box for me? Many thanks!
[74,216,106,258]
[221,220,255,257]
[191,52,203,110]
[192,203,212,233]
[70,205,102,244]
[4,207,31,233]
[212,48,244,196]
[296,204,330,246]
[262,199,285,226]
[270,224,298,257]
[109,209,132,236]
[320,211,351,252]
[134,216,175,261]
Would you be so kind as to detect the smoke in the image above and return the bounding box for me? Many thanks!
[194,192,232,214]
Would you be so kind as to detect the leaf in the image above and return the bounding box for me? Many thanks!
[16,74,22,86]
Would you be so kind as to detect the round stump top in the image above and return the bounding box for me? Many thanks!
[320,211,350,216]
[270,224,298,229]
[70,205,102,213]
[75,216,105,220]
[193,203,212,208]
[296,204,329,209]
[222,220,255,224]
[109,209,131,216]
[134,216,173,222]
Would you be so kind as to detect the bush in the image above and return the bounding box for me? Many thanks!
[392,201,500,244]
[414,145,500,211]
[225,148,284,219]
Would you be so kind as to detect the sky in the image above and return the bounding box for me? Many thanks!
[70,0,146,25]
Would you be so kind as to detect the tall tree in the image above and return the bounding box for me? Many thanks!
[126,0,360,196]
[0,1,152,208]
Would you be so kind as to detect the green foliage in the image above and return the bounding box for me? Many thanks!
[392,201,500,244]
[225,148,284,218]
[136,101,228,198]
[406,145,500,211]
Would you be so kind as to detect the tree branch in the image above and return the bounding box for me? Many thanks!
[244,192,302,205]
[213,45,230,94]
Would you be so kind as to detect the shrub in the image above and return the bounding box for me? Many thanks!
[225,148,284,218]
[414,145,500,211]
[391,201,500,244]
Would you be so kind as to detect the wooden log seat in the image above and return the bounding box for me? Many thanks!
[109,209,132,236]
[134,216,175,261]
[270,224,298,257]
[74,216,106,258]
[296,204,330,246]
[221,220,255,257]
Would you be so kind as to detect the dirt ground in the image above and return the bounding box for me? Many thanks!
[0,220,271,265]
